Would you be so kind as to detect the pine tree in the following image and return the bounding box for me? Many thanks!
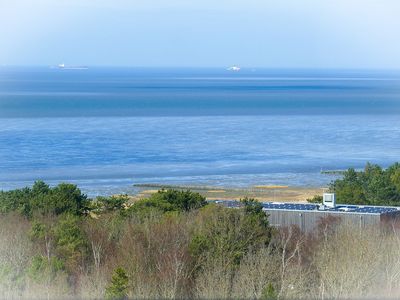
[105,267,129,300]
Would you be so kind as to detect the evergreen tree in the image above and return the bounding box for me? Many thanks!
[105,267,129,300]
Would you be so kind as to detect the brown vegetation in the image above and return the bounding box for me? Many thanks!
[2,212,400,299]
[135,185,322,203]
[2,186,400,299]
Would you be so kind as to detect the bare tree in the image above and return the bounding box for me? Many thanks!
[231,247,281,299]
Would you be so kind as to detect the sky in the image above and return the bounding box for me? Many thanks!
[1,0,400,68]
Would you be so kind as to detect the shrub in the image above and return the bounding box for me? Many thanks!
[307,195,323,203]
[27,255,65,283]
[93,195,129,212]
[126,189,207,217]
[261,283,278,300]
[105,267,129,300]
[190,203,273,268]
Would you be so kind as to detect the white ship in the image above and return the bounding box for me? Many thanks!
[227,66,241,72]
[56,63,88,70]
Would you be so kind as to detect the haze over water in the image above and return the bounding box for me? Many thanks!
[1,67,400,196]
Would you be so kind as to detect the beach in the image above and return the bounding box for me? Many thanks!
[132,184,323,203]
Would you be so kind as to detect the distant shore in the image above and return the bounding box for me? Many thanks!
[132,183,323,203]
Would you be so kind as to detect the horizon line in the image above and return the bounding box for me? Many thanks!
[2,65,400,72]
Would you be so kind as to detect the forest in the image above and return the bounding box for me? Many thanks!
[308,162,400,206]
[331,162,400,206]
[2,171,400,299]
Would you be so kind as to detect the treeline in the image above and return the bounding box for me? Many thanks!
[2,180,400,299]
[0,181,88,216]
[309,162,400,206]
[0,182,275,299]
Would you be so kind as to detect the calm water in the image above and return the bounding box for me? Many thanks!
[1,67,400,196]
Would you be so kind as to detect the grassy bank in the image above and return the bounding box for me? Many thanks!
[133,183,323,202]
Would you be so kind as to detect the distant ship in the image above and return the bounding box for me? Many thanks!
[227,66,241,72]
[55,63,88,70]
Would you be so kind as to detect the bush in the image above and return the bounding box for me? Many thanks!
[126,189,207,217]
[190,203,273,268]
[307,195,323,203]
[92,195,129,212]
[261,283,278,300]
[105,267,129,300]
[27,255,65,283]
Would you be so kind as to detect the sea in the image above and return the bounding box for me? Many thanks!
[1,67,400,196]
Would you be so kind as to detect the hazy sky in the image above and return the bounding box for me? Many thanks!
[1,0,400,68]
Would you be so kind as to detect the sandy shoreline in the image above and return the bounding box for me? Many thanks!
[132,184,325,203]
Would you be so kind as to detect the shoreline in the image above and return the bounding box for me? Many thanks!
[132,183,324,203]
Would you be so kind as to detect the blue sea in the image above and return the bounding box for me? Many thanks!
[1,67,400,196]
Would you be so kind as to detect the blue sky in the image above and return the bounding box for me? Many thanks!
[1,0,400,68]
